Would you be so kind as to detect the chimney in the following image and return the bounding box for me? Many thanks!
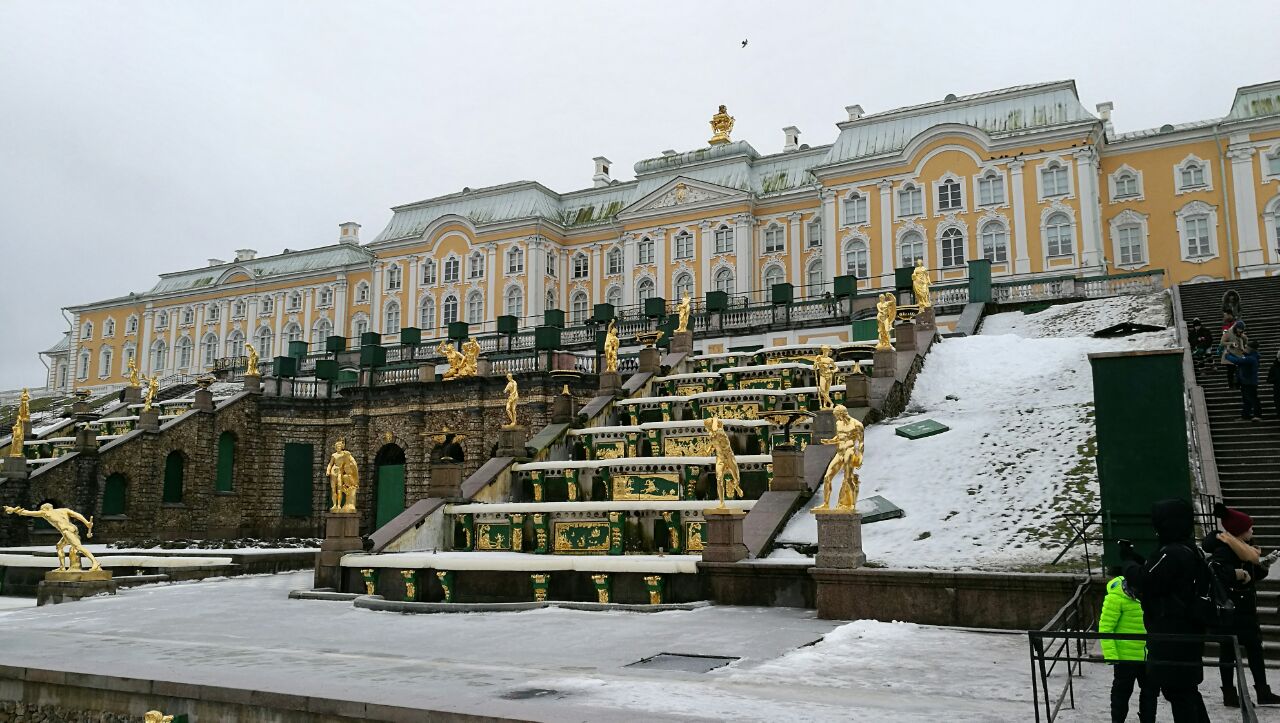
[208,258,226,267]
[338,221,361,245]
[845,104,865,121]
[1096,101,1115,136]
[592,157,612,188]
[234,249,257,262]
[661,149,677,157]
[782,126,801,152]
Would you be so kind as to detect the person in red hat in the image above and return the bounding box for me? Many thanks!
[1204,502,1280,707]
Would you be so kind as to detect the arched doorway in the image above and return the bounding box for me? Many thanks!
[374,443,406,530]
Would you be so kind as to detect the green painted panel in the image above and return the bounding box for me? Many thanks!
[282,443,314,517]
[375,464,406,529]
[101,473,127,515]
[162,451,184,504]
[895,419,950,440]
[851,318,877,341]
[216,432,235,492]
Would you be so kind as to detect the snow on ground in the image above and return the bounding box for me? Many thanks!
[775,293,1175,569]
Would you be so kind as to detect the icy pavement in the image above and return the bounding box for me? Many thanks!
[775,293,1176,569]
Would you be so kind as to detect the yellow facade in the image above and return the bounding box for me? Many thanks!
[49,79,1280,390]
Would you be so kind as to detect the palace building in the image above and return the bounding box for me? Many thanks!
[42,79,1280,391]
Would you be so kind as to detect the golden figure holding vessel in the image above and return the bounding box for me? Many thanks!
[813,345,837,410]
[875,293,897,351]
[812,404,864,513]
[244,342,260,377]
[3,503,101,571]
[326,439,360,513]
[912,258,932,309]
[503,373,520,427]
[703,417,743,508]
[603,319,620,374]
[675,293,692,333]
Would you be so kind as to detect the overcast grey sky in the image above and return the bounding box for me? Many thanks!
[1,0,1276,388]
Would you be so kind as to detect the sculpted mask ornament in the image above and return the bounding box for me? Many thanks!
[326,439,360,512]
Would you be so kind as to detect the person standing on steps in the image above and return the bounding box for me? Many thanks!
[1190,318,1214,370]
[1204,503,1280,707]
[1221,318,1248,391]
[1098,569,1158,722]
[1225,339,1262,422]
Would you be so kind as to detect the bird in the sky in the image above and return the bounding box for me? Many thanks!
[741,39,748,48]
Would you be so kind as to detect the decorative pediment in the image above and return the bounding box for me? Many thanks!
[620,177,749,218]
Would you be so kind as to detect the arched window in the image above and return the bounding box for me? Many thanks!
[674,231,694,259]
[763,224,785,253]
[255,327,274,358]
[638,237,655,265]
[899,231,925,266]
[386,263,403,290]
[288,292,302,311]
[606,286,623,309]
[443,256,460,283]
[506,247,525,275]
[181,307,194,325]
[312,318,332,346]
[225,330,244,358]
[763,266,785,300]
[261,296,274,314]
[940,227,965,268]
[606,247,622,275]
[468,251,485,280]
[1045,213,1074,257]
[844,239,869,278]
[843,192,868,225]
[572,253,590,279]
[505,287,523,318]
[1180,161,1205,188]
[1041,162,1069,197]
[156,311,168,329]
[317,287,333,307]
[1117,223,1144,265]
[571,291,589,323]
[216,432,235,493]
[807,259,824,289]
[421,259,437,285]
[898,183,923,216]
[384,301,401,334]
[355,282,370,303]
[714,225,733,254]
[176,336,193,369]
[806,218,823,248]
[102,473,127,516]
[937,179,962,211]
[201,333,219,367]
[207,304,220,322]
[284,321,302,344]
[442,295,459,326]
[980,221,1008,263]
[1115,171,1138,198]
[77,349,90,379]
[673,272,695,301]
[1182,213,1212,258]
[81,321,93,340]
[466,291,484,324]
[152,339,168,371]
[231,301,245,318]
[98,346,113,378]
[125,315,138,334]
[419,297,436,329]
[353,315,370,338]
[714,268,735,294]
[637,278,655,303]
[104,318,116,337]
[545,289,556,312]
[978,171,1005,206]
[162,451,184,504]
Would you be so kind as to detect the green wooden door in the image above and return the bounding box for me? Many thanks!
[162,451,184,503]
[375,464,405,529]
[216,432,235,492]
[102,473,127,515]
[282,443,314,517]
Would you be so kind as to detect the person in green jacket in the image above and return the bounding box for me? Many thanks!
[1099,574,1158,723]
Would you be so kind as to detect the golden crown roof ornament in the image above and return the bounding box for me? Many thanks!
[708,104,734,145]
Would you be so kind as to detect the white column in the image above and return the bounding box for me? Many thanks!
[878,181,894,285]
[141,307,154,375]
[821,191,838,286]
[218,301,229,357]
[405,258,418,328]
[787,212,803,286]
[192,304,204,372]
[273,293,284,355]
[732,216,751,296]
[621,234,636,306]
[653,227,669,300]
[302,290,313,346]
[1074,147,1104,270]
[698,222,714,299]
[371,264,383,333]
[167,308,178,374]
[1229,144,1264,274]
[486,247,498,322]
[334,276,348,337]
[1009,159,1031,275]
[529,237,546,318]
[591,245,602,304]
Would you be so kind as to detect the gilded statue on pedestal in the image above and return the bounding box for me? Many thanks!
[503,373,519,427]
[703,417,743,508]
[326,439,359,512]
[675,293,692,333]
[603,320,620,374]
[461,337,481,376]
[813,345,837,410]
[708,104,735,145]
[244,342,260,377]
[912,258,932,309]
[875,293,897,351]
[9,387,30,458]
[144,712,174,723]
[127,358,141,388]
[438,340,466,379]
[3,503,100,571]
[143,374,160,412]
[812,405,865,513]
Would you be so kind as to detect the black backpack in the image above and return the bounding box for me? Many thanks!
[1190,542,1236,627]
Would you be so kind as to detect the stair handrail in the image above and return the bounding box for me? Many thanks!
[1171,285,1222,502]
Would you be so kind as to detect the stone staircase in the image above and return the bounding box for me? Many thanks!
[1178,276,1280,657]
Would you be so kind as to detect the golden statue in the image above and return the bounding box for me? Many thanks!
[912,258,932,309]
[503,373,520,427]
[703,417,743,508]
[708,104,735,145]
[144,712,174,723]
[326,439,359,512]
[461,337,481,376]
[8,421,23,458]
[438,340,465,379]
[812,405,865,513]
[851,361,865,376]
[813,345,837,410]
[9,388,30,458]
[3,503,100,571]
[127,357,141,387]
[675,293,692,333]
[603,320,620,374]
[143,374,160,412]
[244,342,260,377]
[674,182,688,204]
[875,293,896,351]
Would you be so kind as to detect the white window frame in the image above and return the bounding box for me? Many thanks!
[468,252,485,280]
[176,336,193,370]
[231,302,245,319]
[974,169,1006,207]
[206,304,219,322]
[674,231,694,260]
[763,265,785,300]
[442,256,460,284]
[441,295,459,326]
[260,296,274,315]
[104,318,116,338]
[938,225,966,269]
[1041,208,1077,260]
[98,346,113,379]
[317,288,333,308]
[714,225,734,254]
[1108,164,1145,202]
[806,218,823,248]
[1108,209,1149,269]
[897,229,926,267]
[1265,146,1280,182]
[181,307,194,326]
[806,258,823,289]
[78,349,90,380]
[896,182,924,218]
[762,223,785,254]
[81,321,93,340]
[1265,196,1280,257]
[1174,154,1212,194]
[466,291,484,324]
[421,258,437,285]
[638,237,655,265]
[420,296,436,329]
[636,277,655,303]
[605,247,622,276]
[288,292,302,311]
[504,286,523,318]
[125,315,139,334]
[673,272,694,301]
[253,327,273,358]
[312,319,333,346]
[1176,200,1219,262]
[570,291,589,324]
[843,238,869,278]
[932,175,966,214]
[1036,159,1074,200]
[572,252,590,280]
[713,267,735,294]
[384,301,401,334]
[150,340,167,373]
[225,331,244,358]
[351,314,370,339]
[506,247,525,275]
[605,285,623,309]
[200,333,219,367]
[354,282,370,304]
[842,191,868,226]
[979,220,1009,264]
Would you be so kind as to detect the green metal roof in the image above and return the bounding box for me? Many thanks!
[148,244,373,294]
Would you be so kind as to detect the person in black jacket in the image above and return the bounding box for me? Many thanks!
[1205,503,1280,707]
[1226,340,1262,421]
[1122,498,1211,723]
[1189,318,1214,369]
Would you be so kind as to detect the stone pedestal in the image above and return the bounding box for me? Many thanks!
[3,455,29,480]
[71,399,92,417]
[770,447,806,491]
[193,387,215,413]
[428,462,463,498]
[670,331,694,354]
[37,569,117,606]
[639,347,660,373]
[497,425,530,458]
[599,370,622,395]
[917,306,936,331]
[315,512,362,591]
[895,321,917,352]
[243,375,263,393]
[812,408,836,443]
[74,425,98,454]
[136,409,160,432]
[844,374,869,407]
[872,348,896,378]
[815,510,866,569]
[701,508,748,563]
[122,385,143,404]
[551,390,575,424]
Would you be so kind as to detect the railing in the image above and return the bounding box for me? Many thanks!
[931,282,970,307]
[1079,269,1165,299]
[488,354,543,376]
[992,275,1078,304]
[289,379,330,399]
[372,367,421,386]
[1048,511,1103,575]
